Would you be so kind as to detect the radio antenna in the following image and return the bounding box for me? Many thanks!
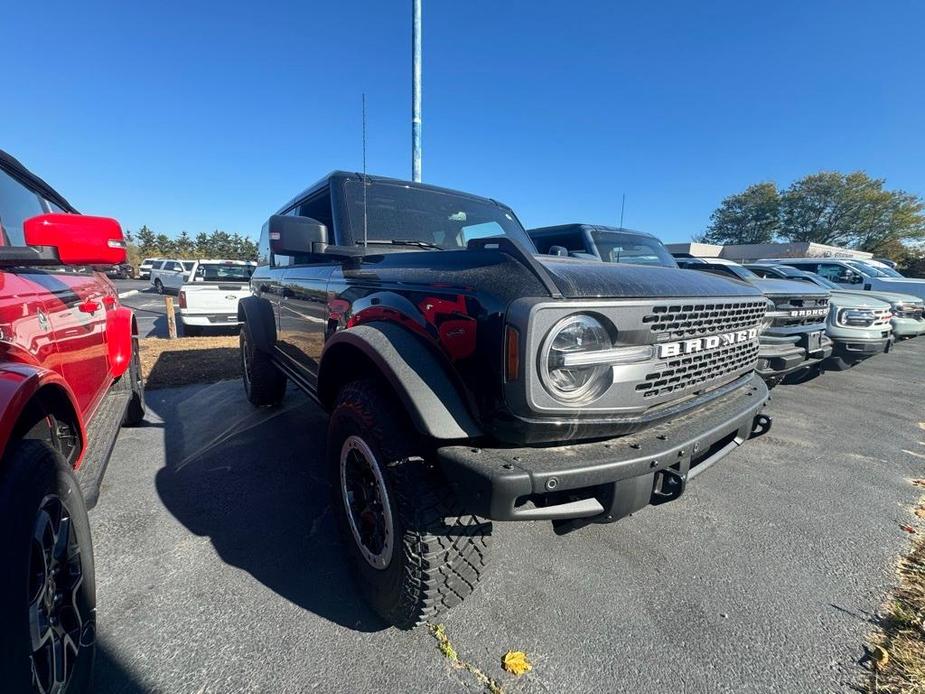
[362,92,368,248]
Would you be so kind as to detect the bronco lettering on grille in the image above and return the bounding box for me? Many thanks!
[656,327,759,359]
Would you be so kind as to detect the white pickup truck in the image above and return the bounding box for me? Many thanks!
[177,259,256,336]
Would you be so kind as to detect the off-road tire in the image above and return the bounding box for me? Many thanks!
[123,336,146,426]
[154,279,164,294]
[0,440,96,694]
[328,379,492,629]
[240,325,286,407]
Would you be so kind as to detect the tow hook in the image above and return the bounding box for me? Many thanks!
[750,413,772,439]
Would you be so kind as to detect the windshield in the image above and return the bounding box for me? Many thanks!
[844,260,886,278]
[195,263,254,282]
[868,264,904,278]
[342,180,535,250]
[590,231,676,268]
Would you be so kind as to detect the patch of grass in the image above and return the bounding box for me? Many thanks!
[140,336,240,389]
[864,495,925,693]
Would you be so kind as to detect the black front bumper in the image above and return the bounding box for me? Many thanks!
[438,374,769,524]
[826,334,892,368]
[756,332,833,380]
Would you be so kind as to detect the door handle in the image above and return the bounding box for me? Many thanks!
[78,299,101,314]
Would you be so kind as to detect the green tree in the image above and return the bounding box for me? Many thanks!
[778,171,925,251]
[135,225,158,256]
[699,182,781,245]
[174,230,195,258]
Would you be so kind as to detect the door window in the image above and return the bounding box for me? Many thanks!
[0,169,44,246]
[816,263,849,282]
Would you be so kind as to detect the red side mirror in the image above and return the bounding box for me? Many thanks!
[23,213,127,265]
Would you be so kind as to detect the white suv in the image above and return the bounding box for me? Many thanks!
[150,259,195,294]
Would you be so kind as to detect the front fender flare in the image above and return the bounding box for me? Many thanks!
[0,365,85,463]
[318,323,483,441]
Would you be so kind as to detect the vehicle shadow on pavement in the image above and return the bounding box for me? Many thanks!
[149,380,387,632]
[94,641,150,693]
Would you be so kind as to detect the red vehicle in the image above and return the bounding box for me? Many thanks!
[0,151,145,693]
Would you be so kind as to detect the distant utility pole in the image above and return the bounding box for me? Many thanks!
[411,0,422,182]
[619,193,626,228]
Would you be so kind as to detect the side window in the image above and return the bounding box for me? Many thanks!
[0,169,44,246]
[257,221,271,266]
[151,260,164,270]
[298,191,334,235]
[815,263,844,281]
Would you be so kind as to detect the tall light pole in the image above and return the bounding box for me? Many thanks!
[411,0,422,182]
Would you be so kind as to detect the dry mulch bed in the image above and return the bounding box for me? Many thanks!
[139,336,241,389]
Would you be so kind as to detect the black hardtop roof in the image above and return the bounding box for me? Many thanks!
[276,171,513,215]
[0,149,77,213]
[528,223,660,240]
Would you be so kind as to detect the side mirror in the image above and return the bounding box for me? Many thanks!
[850,273,863,284]
[23,213,126,265]
[547,245,568,257]
[268,215,328,256]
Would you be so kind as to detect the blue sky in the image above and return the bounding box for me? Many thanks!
[4,1,924,243]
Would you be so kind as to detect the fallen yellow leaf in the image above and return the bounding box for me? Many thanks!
[870,645,890,669]
[502,650,532,676]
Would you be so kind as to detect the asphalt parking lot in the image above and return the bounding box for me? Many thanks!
[90,337,925,693]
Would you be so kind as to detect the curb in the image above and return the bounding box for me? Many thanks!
[118,290,140,299]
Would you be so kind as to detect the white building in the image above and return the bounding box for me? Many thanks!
[665,241,873,263]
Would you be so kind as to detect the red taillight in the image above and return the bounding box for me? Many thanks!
[178,290,187,309]
[505,326,520,382]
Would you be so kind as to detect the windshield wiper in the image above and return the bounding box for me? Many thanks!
[356,239,443,250]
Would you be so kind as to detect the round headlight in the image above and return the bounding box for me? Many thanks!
[540,314,613,403]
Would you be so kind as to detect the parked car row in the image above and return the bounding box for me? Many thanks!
[234,173,923,630]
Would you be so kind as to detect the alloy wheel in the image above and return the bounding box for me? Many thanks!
[28,495,88,694]
[340,435,394,570]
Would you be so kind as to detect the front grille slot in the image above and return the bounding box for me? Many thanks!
[635,341,760,399]
[770,295,829,327]
[644,301,767,340]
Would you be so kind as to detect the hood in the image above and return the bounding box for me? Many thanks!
[874,279,925,299]
[833,289,923,306]
[751,277,830,298]
[827,293,891,311]
[534,256,764,298]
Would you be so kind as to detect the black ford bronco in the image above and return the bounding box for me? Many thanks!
[239,174,771,628]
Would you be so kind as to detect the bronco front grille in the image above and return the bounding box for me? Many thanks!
[768,295,829,327]
[895,305,924,319]
[643,300,767,340]
[635,340,761,399]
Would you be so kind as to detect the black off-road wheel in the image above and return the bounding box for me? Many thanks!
[154,279,164,295]
[240,325,286,407]
[122,337,146,426]
[0,440,96,694]
[328,379,492,629]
